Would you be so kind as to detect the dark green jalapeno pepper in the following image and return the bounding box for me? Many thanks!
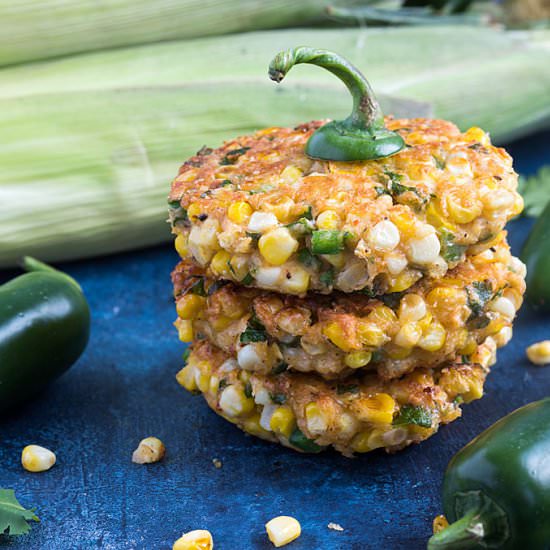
[0,257,90,413]
[521,201,550,312]
[428,398,550,549]
[268,46,405,161]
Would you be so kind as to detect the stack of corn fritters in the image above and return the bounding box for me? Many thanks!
[169,118,525,456]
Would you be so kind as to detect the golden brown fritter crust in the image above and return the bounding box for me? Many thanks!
[169,119,522,296]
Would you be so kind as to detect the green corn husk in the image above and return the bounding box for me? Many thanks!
[0,0,362,67]
[0,27,549,266]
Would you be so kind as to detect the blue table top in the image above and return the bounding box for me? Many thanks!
[1,130,549,550]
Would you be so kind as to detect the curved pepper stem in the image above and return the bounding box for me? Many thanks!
[20,256,83,291]
[268,46,405,161]
[428,510,486,549]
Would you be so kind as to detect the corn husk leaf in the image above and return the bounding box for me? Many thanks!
[0,0,361,67]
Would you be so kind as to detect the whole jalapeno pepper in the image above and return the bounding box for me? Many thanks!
[522,201,550,312]
[268,46,405,161]
[428,398,550,549]
[0,257,90,413]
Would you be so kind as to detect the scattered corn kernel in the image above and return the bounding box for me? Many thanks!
[357,322,388,348]
[210,250,231,276]
[259,228,298,266]
[394,322,422,348]
[175,234,189,257]
[21,445,56,473]
[359,393,396,425]
[344,351,372,368]
[176,364,198,392]
[187,202,203,221]
[176,294,206,320]
[305,402,328,434]
[270,407,296,438]
[281,267,310,294]
[323,322,353,352]
[526,341,550,366]
[177,319,194,342]
[132,437,166,464]
[398,293,427,322]
[418,321,447,352]
[316,210,340,230]
[389,270,422,292]
[219,385,255,417]
[227,201,253,224]
[265,516,301,548]
[368,220,400,251]
[173,529,214,550]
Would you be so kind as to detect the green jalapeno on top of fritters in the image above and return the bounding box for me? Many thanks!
[169,119,522,297]
[176,338,497,457]
[172,236,525,381]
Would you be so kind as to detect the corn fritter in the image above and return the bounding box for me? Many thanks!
[172,237,524,380]
[169,119,522,296]
[177,338,497,456]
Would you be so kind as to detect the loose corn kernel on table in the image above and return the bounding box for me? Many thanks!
[1,131,549,550]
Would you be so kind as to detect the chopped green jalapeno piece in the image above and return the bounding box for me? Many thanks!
[189,277,207,297]
[311,230,344,255]
[297,248,322,270]
[240,315,268,343]
[393,405,433,428]
[440,228,467,263]
[289,428,324,453]
[269,47,405,161]
[241,273,254,286]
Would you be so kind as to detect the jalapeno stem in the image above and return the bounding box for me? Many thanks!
[20,256,83,291]
[268,47,405,161]
[428,510,487,549]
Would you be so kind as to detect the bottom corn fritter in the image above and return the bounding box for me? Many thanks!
[176,338,497,456]
[172,236,524,380]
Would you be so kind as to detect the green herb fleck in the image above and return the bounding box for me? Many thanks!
[466,280,493,320]
[206,280,230,296]
[302,206,314,220]
[241,273,254,286]
[393,405,433,428]
[320,269,334,287]
[433,155,446,170]
[289,428,323,453]
[189,277,207,297]
[240,315,268,344]
[440,229,467,263]
[380,292,403,310]
[336,384,360,395]
[244,381,253,399]
[220,179,233,186]
[246,231,261,242]
[182,348,191,362]
[298,248,322,270]
[218,379,229,391]
[269,392,287,405]
[219,146,250,166]
[271,362,288,375]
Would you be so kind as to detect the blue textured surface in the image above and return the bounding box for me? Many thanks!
[1,131,549,550]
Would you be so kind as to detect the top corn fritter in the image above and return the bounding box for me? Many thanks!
[169,118,521,296]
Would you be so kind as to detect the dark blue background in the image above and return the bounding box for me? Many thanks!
[1,131,549,550]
